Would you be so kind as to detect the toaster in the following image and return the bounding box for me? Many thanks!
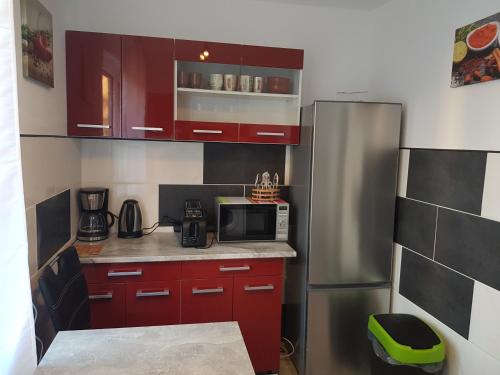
[181,200,207,247]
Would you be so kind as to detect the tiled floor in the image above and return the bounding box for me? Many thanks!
[279,357,298,375]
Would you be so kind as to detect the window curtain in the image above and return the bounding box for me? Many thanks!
[0,0,37,373]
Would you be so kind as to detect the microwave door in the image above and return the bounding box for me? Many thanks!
[219,204,246,241]
[245,205,276,241]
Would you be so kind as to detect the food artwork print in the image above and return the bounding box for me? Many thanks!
[21,0,54,87]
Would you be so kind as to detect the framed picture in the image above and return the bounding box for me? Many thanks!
[21,0,54,87]
[451,12,500,87]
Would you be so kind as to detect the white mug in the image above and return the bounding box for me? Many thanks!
[209,74,223,90]
[253,76,263,93]
[239,75,252,92]
[224,74,237,91]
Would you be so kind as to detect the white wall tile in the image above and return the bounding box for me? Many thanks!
[469,282,500,362]
[397,149,409,197]
[25,206,37,276]
[481,153,500,221]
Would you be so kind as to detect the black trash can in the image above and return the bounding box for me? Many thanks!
[368,314,445,375]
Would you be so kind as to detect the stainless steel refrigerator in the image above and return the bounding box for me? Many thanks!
[284,101,401,374]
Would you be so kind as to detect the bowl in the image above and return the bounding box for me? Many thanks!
[466,21,500,52]
[267,76,291,94]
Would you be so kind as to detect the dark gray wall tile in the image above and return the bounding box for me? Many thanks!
[204,143,286,184]
[406,150,486,214]
[159,185,244,231]
[435,208,500,291]
[399,248,474,338]
[36,190,71,268]
[395,197,437,258]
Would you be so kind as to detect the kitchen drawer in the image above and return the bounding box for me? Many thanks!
[239,124,300,145]
[126,281,180,327]
[181,278,233,324]
[82,262,181,284]
[174,121,239,142]
[88,283,126,329]
[181,258,283,279]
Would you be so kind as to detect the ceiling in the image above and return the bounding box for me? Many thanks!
[252,0,392,10]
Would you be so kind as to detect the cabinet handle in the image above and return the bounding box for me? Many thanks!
[193,129,223,134]
[256,132,285,137]
[244,284,275,292]
[77,124,111,129]
[107,269,143,277]
[192,287,224,295]
[131,126,164,132]
[136,289,170,298]
[88,292,113,300]
[219,265,251,272]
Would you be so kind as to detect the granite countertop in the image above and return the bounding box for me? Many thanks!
[35,322,255,375]
[77,230,296,263]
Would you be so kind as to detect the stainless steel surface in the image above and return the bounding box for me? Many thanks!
[256,132,285,137]
[193,129,223,134]
[305,286,390,375]
[118,200,143,237]
[89,293,113,300]
[136,290,170,298]
[219,265,251,272]
[131,126,164,132]
[77,234,109,242]
[244,284,275,292]
[107,270,142,277]
[309,102,401,285]
[77,124,111,129]
[80,189,106,211]
[192,287,224,295]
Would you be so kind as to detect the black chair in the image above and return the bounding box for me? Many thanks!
[39,247,91,332]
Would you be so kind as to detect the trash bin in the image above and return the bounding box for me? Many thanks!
[368,314,445,375]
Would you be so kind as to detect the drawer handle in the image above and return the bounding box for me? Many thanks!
[219,265,251,272]
[193,129,223,134]
[192,287,224,295]
[77,124,111,129]
[89,292,113,300]
[131,126,164,132]
[107,270,143,277]
[244,284,275,292]
[136,289,170,298]
[256,132,285,137]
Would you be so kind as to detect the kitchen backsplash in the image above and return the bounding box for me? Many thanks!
[394,148,500,362]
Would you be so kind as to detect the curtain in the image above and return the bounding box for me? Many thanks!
[0,0,37,373]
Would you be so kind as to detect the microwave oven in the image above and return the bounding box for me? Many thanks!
[215,197,289,242]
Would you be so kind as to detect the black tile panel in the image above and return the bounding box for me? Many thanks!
[204,143,286,184]
[36,190,71,268]
[394,197,437,258]
[406,150,486,214]
[399,248,474,338]
[435,208,500,291]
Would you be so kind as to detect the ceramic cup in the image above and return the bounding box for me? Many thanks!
[189,72,203,89]
[178,71,189,88]
[239,75,252,92]
[209,74,223,90]
[253,76,263,93]
[224,74,237,91]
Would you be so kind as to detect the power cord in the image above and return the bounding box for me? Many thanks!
[143,222,160,236]
[32,302,44,362]
[195,234,215,249]
[280,337,295,359]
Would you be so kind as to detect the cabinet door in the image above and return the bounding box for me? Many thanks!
[87,283,126,329]
[181,278,233,324]
[174,121,239,142]
[122,36,174,140]
[126,281,180,327]
[175,39,241,64]
[233,276,282,373]
[239,124,300,145]
[66,31,121,137]
[241,45,304,69]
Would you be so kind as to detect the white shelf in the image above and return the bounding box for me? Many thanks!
[177,87,299,99]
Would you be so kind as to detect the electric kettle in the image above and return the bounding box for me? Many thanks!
[118,199,143,238]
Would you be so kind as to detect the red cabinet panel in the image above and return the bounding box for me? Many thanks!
[126,281,180,327]
[181,258,283,279]
[66,31,121,137]
[241,45,304,69]
[175,39,242,65]
[181,278,233,324]
[239,124,300,144]
[174,121,239,143]
[88,283,126,329]
[85,262,181,284]
[233,276,282,372]
[122,36,174,140]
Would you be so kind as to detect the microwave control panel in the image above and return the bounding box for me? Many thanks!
[276,203,289,241]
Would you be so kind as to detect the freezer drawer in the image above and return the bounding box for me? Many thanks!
[305,286,390,375]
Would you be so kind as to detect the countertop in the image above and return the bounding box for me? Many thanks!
[77,230,296,263]
[35,322,255,375]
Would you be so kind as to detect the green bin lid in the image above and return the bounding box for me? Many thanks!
[368,314,445,365]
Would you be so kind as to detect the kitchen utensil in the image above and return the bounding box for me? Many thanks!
[224,74,237,91]
[253,76,263,93]
[267,76,291,94]
[77,188,115,242]
[239,75,252,92]
[189,72,203,89]
[118,199,143,238]
[178,71,189,88]
[181,200,207,247]
[209,74,223,90]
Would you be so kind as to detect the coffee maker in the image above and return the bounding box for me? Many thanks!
[77,188,115,241]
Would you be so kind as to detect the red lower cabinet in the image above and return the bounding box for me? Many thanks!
[126,281,180,327]
[181,278,233,324]
[88,283,126,329]
[233,276,283,373]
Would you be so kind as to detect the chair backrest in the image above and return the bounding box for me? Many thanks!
[39,247,90,332]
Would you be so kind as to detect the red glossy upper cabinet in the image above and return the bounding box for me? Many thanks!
[174,39,242,64]
[122,36,174,140]
[241,45,304,69]
[66,31,121,137]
